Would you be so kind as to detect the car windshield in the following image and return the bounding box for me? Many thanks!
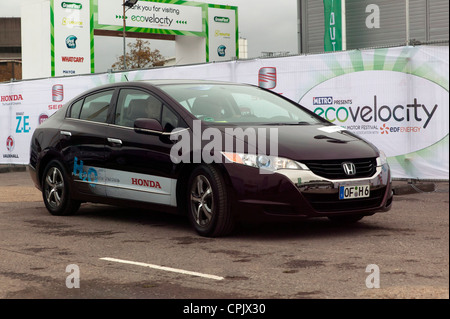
[158,83,323,125]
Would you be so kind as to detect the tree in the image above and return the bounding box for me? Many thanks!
[111,39,165,71]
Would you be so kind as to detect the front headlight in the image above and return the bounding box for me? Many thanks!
[376,150,388,166]
[222,152,309,171]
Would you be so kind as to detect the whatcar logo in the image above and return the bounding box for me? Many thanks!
[61,56,84,63]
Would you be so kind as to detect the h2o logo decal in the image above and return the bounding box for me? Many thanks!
[73,157,98,186]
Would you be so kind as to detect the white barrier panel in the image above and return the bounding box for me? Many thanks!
[0,46,448,180]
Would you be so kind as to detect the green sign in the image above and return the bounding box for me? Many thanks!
[214,16,230,23]
[323,0,342,51]
[61,2,82,10]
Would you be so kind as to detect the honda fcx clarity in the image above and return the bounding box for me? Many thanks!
[29,80,393,237]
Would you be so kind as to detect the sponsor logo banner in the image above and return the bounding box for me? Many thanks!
[299,70,447,158]
[0,46,447,179]
[208,7,237,62]
[52,0,91,77]
[97,0,203,33]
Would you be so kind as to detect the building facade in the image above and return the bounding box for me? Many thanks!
[0,18,22,81]
[299,0,449,54]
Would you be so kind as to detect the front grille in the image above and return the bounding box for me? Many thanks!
[303,158,377,180]
[302,186,386,212]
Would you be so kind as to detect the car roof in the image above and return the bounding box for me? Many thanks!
[139,79,248,87]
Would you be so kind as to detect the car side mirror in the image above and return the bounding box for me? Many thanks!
[134,118,163,134]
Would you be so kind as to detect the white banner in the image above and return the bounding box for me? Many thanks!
[98,0,203,33]
[52,0,92,76]
[1,46,448,180]
[208,7,237,62]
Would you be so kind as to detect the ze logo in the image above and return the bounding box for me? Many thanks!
[16,114,30,133]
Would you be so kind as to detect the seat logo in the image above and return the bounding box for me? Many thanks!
[342,162,356,176]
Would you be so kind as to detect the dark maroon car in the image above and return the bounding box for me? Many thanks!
[29,80,393,237]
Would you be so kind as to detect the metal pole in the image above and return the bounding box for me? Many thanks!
[297,0,302,54]
[123,0,127,70]
[406,0,410,45]
[341,0,346,50]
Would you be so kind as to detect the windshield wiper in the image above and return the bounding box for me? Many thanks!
[314,134,348,144]
[268,121,312,126]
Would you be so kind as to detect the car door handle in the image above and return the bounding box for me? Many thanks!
[60,131,72,137]
[107,138,122,146]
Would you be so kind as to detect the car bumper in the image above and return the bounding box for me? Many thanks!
[224,163,393,220]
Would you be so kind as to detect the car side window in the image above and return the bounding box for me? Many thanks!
[115,89,163,128]
[161,105,181,131]
[68,99,83,118]
[78,90,114,123]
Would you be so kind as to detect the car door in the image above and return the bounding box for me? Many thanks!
[60,89,115,198]
[104,87,184,207]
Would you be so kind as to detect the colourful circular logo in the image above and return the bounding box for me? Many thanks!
[6,136,14,152]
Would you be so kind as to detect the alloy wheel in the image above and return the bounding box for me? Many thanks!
[190,175,214,227]
[44,166,65,210]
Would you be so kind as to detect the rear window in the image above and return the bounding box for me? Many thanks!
[68,90,114,123]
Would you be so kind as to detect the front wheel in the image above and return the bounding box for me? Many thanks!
[187,165,234,237]
[42,160,80,216]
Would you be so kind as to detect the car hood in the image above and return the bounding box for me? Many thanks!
[214,124,379,161]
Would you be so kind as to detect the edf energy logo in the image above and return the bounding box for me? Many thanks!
[299,70,448,157]
[65,35,77,49]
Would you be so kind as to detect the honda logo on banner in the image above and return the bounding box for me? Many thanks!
[342,162,356,176]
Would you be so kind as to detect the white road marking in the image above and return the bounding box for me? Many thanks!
[100,257,224,281]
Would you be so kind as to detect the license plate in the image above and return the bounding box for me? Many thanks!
[339,185,370,200]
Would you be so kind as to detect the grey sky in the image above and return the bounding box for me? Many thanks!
[1,0,299,72]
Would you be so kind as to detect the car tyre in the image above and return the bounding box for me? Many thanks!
[187,165,234,237]
[42,160,80,216]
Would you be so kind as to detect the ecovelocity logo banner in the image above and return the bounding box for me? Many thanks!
[300,70,448,158]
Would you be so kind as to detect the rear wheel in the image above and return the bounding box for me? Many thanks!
[42,160,80,216]
[187,165,234,237]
